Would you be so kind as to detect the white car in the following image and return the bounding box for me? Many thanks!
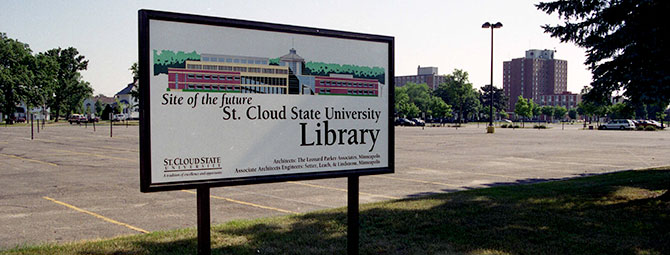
[112,114,127,121]
[600,119,635,130]
[411,118,425,126]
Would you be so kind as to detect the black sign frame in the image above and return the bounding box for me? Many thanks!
[139,10,394,192]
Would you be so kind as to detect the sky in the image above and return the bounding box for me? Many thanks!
[1,0,591,97]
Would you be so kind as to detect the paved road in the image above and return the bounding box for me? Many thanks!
[1,123,669,248]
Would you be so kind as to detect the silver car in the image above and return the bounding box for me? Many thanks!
[601,119,635,130]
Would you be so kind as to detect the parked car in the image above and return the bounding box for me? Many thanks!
[15,116,26,123]
[647,120,663,128]
[411,118,425,126]
[636,120,662,129]
[394,118,415,126]
[87,115,100,123]
[129,112,139,120]
[600,119,635,130]
[501,119,513,124]
[112,114,127,122]
[68,114,87,124]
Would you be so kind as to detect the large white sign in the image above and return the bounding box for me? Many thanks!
[139,10,394,191]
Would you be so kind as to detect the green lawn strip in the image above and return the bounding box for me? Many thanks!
[110,121,139,126]
[3,167,669,255]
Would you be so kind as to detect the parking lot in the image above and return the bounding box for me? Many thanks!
[1,123,669,248]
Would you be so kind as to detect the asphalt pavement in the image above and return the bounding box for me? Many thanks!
[1,122,669,248]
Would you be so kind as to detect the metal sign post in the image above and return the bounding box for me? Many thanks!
[197,188,211,255]
[347,175,360,255]
[30,114,34,140]
[109,113,113,138]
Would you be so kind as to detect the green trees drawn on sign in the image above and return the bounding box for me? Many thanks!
[303,62,385,84]
[152,50,385,84]
[153,50,200,75]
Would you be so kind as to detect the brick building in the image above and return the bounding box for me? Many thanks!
[503,49,570,112]
[395,66,447,90]
[537,91,581,109]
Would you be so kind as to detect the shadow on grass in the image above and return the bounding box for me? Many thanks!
[461,172,604,191]
[31,169,670,255]
[216,169,669,254]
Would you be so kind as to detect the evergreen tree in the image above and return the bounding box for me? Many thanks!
[537,0,670,109]
[568,108,578,120]
[479,84,508,117]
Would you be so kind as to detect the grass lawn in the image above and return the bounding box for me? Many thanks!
[3,167,669,255]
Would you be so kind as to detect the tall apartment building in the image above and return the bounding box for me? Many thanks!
[503,49,568,112]
[395,66,446,90]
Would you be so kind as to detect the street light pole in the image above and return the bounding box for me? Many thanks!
[482,22,502,132]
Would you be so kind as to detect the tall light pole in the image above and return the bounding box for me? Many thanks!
[482,22,502,133]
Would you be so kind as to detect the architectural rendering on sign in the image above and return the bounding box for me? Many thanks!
[161,48,383,97]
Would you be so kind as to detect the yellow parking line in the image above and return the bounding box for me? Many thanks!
[94,145,139,153]
[36,153,78,157]
[43,196,149,234]
[371,175,461,187]
[31,138,58,143]
[0,153,58,167]
[181,190,298,214]
[52,149,136,162]
[288,181,400,200]
[29,138,139,153]
[410,167,523,179]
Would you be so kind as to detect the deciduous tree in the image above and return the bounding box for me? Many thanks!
[25,52,58,120]
[608,103,634,120]
[435,69,479,123]
[62,73,93,116]
[0,33,32,124]
[403,82,432,113]
[45,47,88,121]
[530,100,541,120]
[514,96,532,127]
[395,86,419,118]
[541,106,555,122]
[427,96,452,119]
[553,106,568,121]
